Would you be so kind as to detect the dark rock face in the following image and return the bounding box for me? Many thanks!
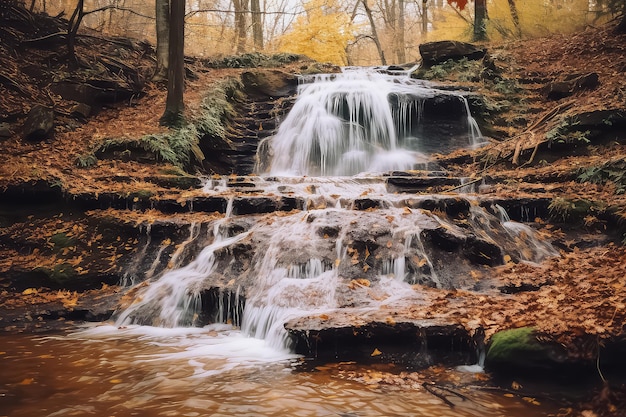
[419,41,486,66]
[23,104,54,140]
[287,318,474,368]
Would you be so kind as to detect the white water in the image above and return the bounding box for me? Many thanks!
[264,68,484,176]
[108,69,552,373]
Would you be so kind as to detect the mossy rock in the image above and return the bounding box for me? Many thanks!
[50,232,75,249]
[486,327,567,370]
[34,263,78,286]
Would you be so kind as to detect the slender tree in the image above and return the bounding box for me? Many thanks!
[250,0,263,50]
[507,0,521,37]
[161,0,185,126]
[154,0,170,80]
[67,0,85,69]
[474,0,487,41]
[361,0,387,64]
[396,0,405,62]
[233,0,248,53]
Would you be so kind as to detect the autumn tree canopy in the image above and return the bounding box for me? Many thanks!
[30,0,625,66]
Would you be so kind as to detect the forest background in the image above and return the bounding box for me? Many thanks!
[30,0,624,67]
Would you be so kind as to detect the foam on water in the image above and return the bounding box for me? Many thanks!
[263,68,483,176]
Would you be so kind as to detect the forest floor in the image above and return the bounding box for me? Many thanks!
[1,5,626,416]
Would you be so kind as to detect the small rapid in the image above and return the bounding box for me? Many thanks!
[260,68,485,176]
[107,67,554,376]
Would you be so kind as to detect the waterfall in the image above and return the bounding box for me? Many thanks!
[110,69,557,368]
[262,67,483,176]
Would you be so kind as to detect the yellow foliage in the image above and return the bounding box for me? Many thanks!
[277,0,356,65]
[429,0,593,42]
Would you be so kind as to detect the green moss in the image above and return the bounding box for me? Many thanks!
[486,327,548,367]
[50,232,75,249]
[548,197,604,222]
[75,152,98,168]
[93,77,245,171]
[35,263,78,286]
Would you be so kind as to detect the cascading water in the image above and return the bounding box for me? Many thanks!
[262,68,485,176]
[111,67,553,373]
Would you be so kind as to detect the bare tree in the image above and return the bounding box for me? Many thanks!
[161,0,185,126]
[155,0,170,80]
[250,0,263,50]
[396,0,405,62]
[507,0,521,37]
[233,0,248,53]
[67,0,85,69]
[474,0,487,41]
[361,0,387,64]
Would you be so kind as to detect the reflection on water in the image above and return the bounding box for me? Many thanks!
[0,324,558,417]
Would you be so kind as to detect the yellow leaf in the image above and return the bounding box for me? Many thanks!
[371,348,382,357]
[109,379,122,384]
[18,378,35,385]
[22,288,38,295]
[504,254,512,263]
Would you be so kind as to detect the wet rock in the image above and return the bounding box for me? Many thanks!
[486,327,567,372]
[418,41,486,67]
[419,197,471,218]
[463,235,503,266]
[386,176,462,193]
[480,198,552,222]
[421,226,466,251]
[23,104,54,140]
[232,196,279,215]
[286,317,474,368]
[241,69,298,98]
[353,198,384,210]
[191,196,228,213]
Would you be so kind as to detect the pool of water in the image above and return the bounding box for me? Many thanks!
[0,324,559,417]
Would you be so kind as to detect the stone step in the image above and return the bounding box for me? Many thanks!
[386,176,464,193]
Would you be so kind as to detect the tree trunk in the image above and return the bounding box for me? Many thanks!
[361,0,386,65]
[617,10,626,33]
[474,0,487,41]
[507,0,522,37]
[396,0,406,63]
[154,0,170,81]
[161,0,185,127]
[233,0,248,53]
[250,0,263,50]
[67,0,85,70]
[421,0,428,36]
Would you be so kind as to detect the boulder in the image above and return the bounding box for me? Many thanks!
[23,104,54,140]
[486,327,567,371]
[241,69,298,98]
[419,41,486,66]
[544,72,599,100]
[0,122,12,139]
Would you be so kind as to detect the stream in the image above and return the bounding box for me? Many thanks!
[0,327,560,417]
[1,68,567,416]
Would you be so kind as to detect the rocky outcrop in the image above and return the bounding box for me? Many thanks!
[544,72,599,100]
[241,69,298,98]
[418,41,486,66]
